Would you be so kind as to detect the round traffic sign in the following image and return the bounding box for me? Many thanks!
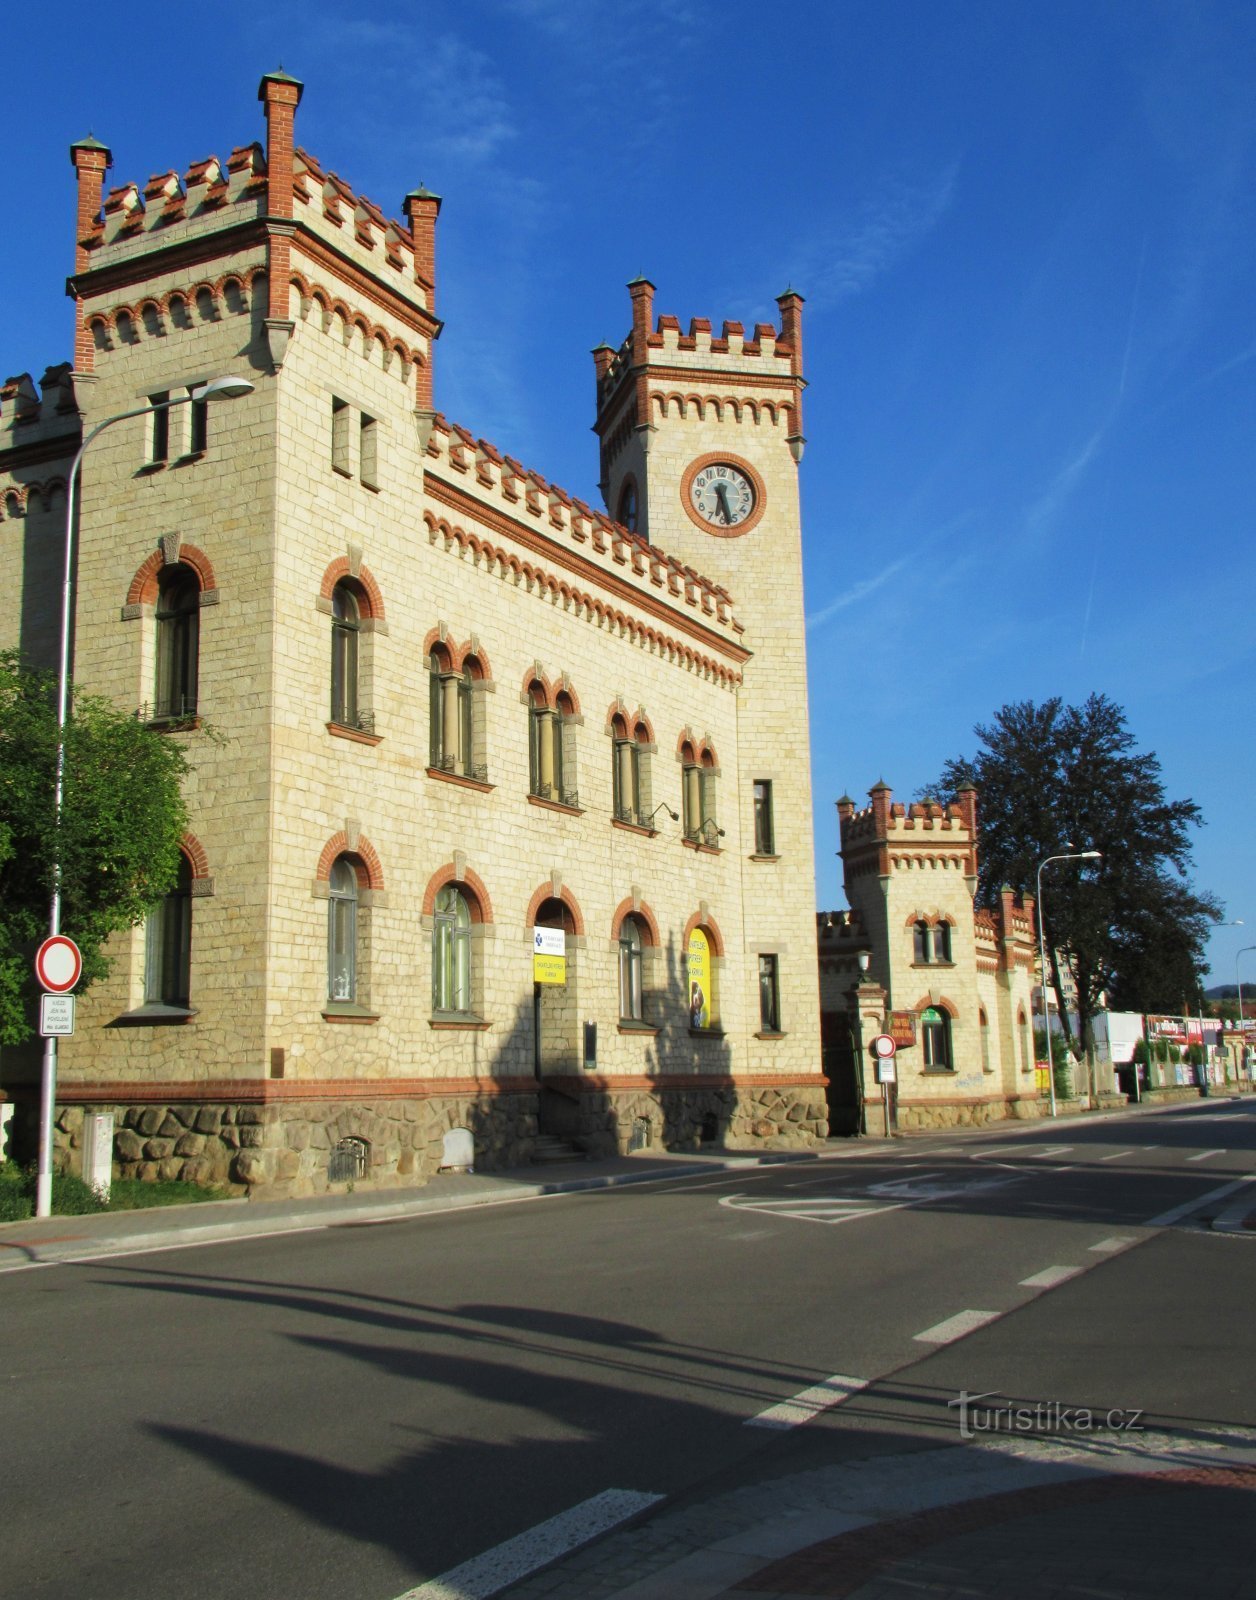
[35,935,82,993]
[872,1033,897,1059]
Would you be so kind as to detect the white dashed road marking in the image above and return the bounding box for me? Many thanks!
[1100,1150,1133,1161]
[747,1373,871,1430]
[1089,1236,1137,1253]
[1019,1265,1083,1288]
[1146,1175,1256,1228]
[395,1488,665,1600]
[913,1309,1001,1345]
[1187,1149,1226,1162]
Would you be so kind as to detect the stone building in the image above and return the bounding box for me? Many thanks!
[817,782,1045,1131]
[0,72,827,1192]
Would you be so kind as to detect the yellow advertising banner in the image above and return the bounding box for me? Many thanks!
[687,929,711,1028]
[533,953,567,986]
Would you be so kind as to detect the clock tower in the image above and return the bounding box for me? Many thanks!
[592,278,821,1078]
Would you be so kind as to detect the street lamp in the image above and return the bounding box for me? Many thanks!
[35,376,255,1218]
[1036,848,1103,1119]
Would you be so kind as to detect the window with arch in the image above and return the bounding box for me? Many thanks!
[611,716,652,826]
[144,851,193,1009]
[617,477,638,532]
[618,914,650,1023]
[687,924,719,1030]
[682,744,719,845]
[1019,1007,1034,1074]
[330,579,363,729]
[154,564,199,721]
[430,647,487,780]
[432,885,473,1014]
[327,856,359,1002]
[913,920,952,965]
[980,1006,993,1073]
[921,1006,953,1071]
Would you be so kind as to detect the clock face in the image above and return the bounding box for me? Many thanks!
[688,462,755,528]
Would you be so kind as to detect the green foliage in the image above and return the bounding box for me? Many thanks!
[0,652,190,1043]
[0,1160,226,1218]
[935,694,1218,1063]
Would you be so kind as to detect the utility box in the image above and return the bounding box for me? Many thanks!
[81,1112,114,1200]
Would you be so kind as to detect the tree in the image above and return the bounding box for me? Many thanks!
[0,652,190,1044]
[934,694,1219,1101]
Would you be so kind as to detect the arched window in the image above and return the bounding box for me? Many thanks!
[617,478,638,532]
[1019,1007,1034,1074]
[934,922,952,962]
[327,856,358,1001]
[330,580,361,728]
[913,920,931,964]
[528,681,557,799]
[612,714,639,824]
[433,885,473,1013]
[555,690,578,807]
[430,648,486,779]
[154,565,199,720]
[687,925,719,1030]
[681,741,699,839]
[619,915,646,1021]
[980,1007,992,1073]
[921,1006,952,1070]
[144,851,192,1008]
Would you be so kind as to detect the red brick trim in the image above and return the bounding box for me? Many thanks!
[315,832,385,891]
[524,884,586,937]
[318,557,385,621]
[421,864,493,923]
[126,542,218,607]
[683,912,725,958]
[522,667,554,707]
[45,1071,829,1109]
[611,897,660,945]
[457,640,493,681]
[679,452,768,538]
[180,832,210,880]
[911,994,959,1018]
[423,480,750,675]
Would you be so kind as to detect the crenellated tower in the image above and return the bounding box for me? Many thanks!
[594,279,819,1074]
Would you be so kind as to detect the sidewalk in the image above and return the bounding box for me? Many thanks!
[0,1145,819,1270]
[2,1089,1248,1269]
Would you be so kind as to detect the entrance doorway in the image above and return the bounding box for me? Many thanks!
[531,896,580,1136]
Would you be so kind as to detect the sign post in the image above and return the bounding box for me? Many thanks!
[34,934,82,1218]
[872,1033,897,1138]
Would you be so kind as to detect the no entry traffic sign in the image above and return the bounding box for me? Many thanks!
[35,934,82,994]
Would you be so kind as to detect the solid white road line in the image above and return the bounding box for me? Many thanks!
[1029,1146,1074,1159]
[1187,1150,1226,1162]
[1089,1236,1137,1253]
[1146,1175,1256,1228]
[395,1488,665,1600]
[1019,1265,1084,1288]
[913,1309,1001,1345]
[747,1373,871,1430]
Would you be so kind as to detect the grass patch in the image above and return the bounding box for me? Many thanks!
[0,1161,229,1220]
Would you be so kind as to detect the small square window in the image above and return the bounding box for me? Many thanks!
[359,413,379,489]
[331,397,351,475]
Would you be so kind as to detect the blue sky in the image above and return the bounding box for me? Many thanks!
[4,0,1253,985]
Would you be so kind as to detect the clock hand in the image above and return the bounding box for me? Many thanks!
[714,482,734,523]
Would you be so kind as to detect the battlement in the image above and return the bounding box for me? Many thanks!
[422,414,747,681]
[838,781,976,845]
[0,365,81,453]
[68,73,440,393]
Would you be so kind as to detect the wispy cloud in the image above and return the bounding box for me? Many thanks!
[1023,420,1109,542]
[792,162,960,311]
[806,555,909,630]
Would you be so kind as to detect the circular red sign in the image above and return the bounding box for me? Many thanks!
[872,1033,897,1059]
[35,935,82,993]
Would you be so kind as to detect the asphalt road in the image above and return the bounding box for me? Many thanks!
[4,1101,1255,1600]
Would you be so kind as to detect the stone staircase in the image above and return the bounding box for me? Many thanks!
[531,1134,585,1164]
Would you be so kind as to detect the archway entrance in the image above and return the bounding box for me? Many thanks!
[531,896,580,1137]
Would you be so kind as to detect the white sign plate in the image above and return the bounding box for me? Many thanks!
[40,993,76,1037]
[533,927,566,957]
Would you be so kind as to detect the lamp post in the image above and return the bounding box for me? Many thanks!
[35,376,255,1218]
[1238,946,1256,1081]
[1036,849,1102,1119]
